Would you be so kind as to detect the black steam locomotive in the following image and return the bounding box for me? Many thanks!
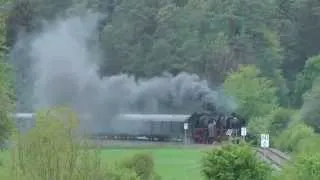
[186,111,245,143]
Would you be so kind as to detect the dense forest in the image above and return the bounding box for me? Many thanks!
[0,0,320,153]
[5,0,320,108]
[0,0,320,179]
[4,0,320,131]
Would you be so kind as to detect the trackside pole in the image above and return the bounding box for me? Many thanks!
[260,133,270,158]
[241,127,247,142]
[226,129,232,142]
[184,123,188,144]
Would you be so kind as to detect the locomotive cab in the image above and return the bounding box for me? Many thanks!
[186,111,246,144]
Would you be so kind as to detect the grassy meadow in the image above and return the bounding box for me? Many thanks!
[0,146,209,180]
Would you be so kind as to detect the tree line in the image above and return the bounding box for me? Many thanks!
[5,0,320,111]
[4,0,319,148]
[0,0,319,179]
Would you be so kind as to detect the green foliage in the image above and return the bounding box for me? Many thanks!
[295,134,320,154]
[0,10,15,145]
[294,55,320,107]
[253,107,292,134]
[278,152,320,180]
[268,108,292,137]
[275,122,314,152]
[300,76,320,132]
[224,65,279,120]
[0,60,15,145]
[121,152,160,180]
[7,0,320,179]
[6,0,320,178]
[247,108,291,146]
[103,165,139,180]
[10,106,139,180]
[7,0,317,114]
[248,116,269,136]
[201,143,272,180]
[6,0,320,113]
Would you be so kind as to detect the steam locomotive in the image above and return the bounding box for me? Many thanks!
[12,111,246,144]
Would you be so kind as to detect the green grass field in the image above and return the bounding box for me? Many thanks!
[0,147,209,180]
[100,148,205,180]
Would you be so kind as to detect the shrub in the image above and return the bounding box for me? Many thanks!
[295,134,320,154]
[10,106,139,180]
[121,152,159,180]
[104,165,140,180]
[274,122,314,152]
[278,152,320,180]
[247,108,292,147]
[201,142,272,180]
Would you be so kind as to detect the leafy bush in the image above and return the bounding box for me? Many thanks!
[104,165,140,180]
[10,107,139,180]
[278,152,320,180]
[121,152,160,180]
[246,116,268,146]
[295,134,320,154]
[274,122,314,152]
[246,108,292,146]
[201,142,272,180]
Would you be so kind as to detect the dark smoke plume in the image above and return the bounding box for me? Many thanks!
[10,12,237,133]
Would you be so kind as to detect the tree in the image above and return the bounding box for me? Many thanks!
[10,106,140,180]
[267,108,292,137]
[0,3,15,145]
[224,65,279,120]
[201,143,271,180]
[0,59,14,144]
[300,76,320,132]
[294,55,320,107]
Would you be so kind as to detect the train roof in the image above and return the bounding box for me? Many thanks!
[10,113,35,119]
[114,114,190,122]
[11,112,92,119]
[11,113,191,122]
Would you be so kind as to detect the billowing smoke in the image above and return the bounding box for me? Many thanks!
[11,12,237,133]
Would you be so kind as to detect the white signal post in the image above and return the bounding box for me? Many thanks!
[260,134,270,148]
[183,123,188,144]
[260,133,270,158]
[241,127,247,141]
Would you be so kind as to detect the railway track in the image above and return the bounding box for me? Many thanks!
[257,148,291,170]
[89,139,291,170]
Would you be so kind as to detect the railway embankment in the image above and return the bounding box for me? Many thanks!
[89,139,292,170]
[256,147,291,170]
